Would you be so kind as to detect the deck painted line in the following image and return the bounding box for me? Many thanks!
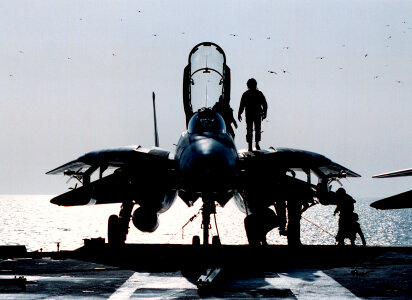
[110,269,358,299]
[108,272,150,300]
[136,274,197,290]
[268,269,359,299]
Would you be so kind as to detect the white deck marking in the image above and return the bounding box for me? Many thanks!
[136,275,197,290]
[108,272,150,299]
[267,269,359,299]
[109,269,359,299]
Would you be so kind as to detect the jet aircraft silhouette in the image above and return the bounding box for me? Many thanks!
[47,42,360,246]
[371,168,412,210]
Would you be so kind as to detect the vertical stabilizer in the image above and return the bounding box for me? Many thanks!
[152,92,159,147]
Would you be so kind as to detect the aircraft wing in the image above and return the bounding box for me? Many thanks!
[46,145,172,175]
[238,147,361,179]
[372,168,412,178]
[47,145,176,206]
[370,190,412,210]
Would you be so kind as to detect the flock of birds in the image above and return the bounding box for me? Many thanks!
[261,22,410,83]
[6,11,410,86]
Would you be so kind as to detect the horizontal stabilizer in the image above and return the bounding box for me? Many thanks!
[370,190,412,210]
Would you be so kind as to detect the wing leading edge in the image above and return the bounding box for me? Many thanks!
[47,145,176,206]
[46,145,173,175]
[372,168,412,178]
[238,147,360,179]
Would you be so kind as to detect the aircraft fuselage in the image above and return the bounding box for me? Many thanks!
[174,108,238,207]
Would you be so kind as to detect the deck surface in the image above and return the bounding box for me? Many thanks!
[0,244,410,299]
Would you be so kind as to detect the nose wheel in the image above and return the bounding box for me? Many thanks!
[200,198,221,246]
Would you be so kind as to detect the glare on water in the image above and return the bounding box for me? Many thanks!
[0,195,410,251]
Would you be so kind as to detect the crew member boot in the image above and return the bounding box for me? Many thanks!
[248,143,253,151]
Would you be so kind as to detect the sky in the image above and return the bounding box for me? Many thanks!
[0,0,411,199]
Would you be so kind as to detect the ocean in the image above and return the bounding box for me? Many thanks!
[0,195,410,252]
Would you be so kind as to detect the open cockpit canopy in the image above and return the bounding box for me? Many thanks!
[183,42,231,126]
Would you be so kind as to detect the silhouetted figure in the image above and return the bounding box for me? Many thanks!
[287,197,302,246]
[274,199,287,236]
[238,78,268,151]
[213,95,238,139]
[349,213,366,246]
[334,188,365,246]
[275,173,314,246]
[244,208,278,246]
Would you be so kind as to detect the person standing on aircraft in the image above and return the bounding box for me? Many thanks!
[238,78,268,151]
[213,95,238,139]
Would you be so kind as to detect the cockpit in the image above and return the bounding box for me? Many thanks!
[183,42,231,126]
[188,108,226,134]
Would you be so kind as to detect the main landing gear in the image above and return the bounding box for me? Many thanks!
[108,199,134,245]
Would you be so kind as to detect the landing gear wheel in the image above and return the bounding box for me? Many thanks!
[192,235,200,246]
[212,235,221,246]
[108,215,121,245]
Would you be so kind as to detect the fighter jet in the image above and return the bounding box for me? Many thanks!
[370,168,412,210]
[47,42,360,246]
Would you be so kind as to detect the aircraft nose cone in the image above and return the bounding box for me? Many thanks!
[179,138,237,192]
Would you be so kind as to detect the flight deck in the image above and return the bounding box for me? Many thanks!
[0,243,410,299]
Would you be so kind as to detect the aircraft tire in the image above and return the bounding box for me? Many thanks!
[108,215,121,245]
[192,235,200,246]
[212,235,221,246]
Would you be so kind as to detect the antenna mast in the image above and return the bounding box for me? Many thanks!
[152,92,159,147]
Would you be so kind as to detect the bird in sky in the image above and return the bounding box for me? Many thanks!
[229,33,237,37]
[153,34,158,37]
[266,37,271,40]
[67,57,72,60]
[280,68,291,74]
[112,53,116,56]
[283,46,290,49]
[388,35,392,39]
[9,74,13,77]
[19,50,24,54]
[402,21,407,24]
[396,80,402,84]
[365,53,368,57]
[268,70,277,75]
[249,37,253,40]
[316,56,325,60]
[137,10,142,13]
[373,75,379,79]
